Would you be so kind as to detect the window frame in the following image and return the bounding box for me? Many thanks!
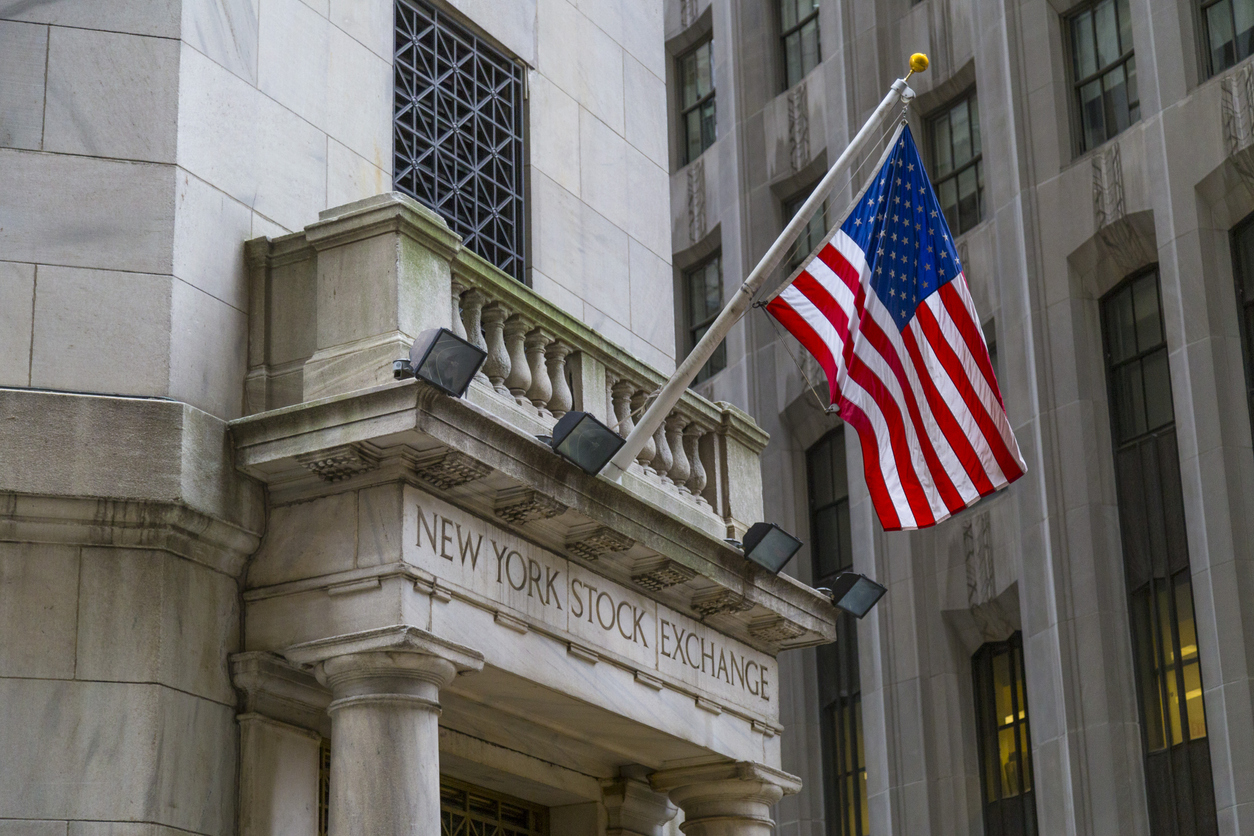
[1230,212,1254,437]
[779,0,821,90]
[1099,269,1219,836]
[678,37,716,166]
[784,187,829,272]
[684,253,726,384]
[1201,0,1254,77]
[926,88,985,236]
[1065,0,1139,154]
[971,633,1039,836]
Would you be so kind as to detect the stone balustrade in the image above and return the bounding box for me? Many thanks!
[244,193,768,537]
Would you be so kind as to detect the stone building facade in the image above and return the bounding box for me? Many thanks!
[665,0,1254,835]
[0,1,839,835]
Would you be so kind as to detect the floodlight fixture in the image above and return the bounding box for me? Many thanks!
[819,572,887,619]
[394,327,487,397]
[548,411,626,475]
[740,522,803,574]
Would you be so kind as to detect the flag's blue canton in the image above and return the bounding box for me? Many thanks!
[839,126,964,331]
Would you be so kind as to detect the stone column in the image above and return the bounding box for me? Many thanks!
[650,761,801,836]
[285,626,484,836]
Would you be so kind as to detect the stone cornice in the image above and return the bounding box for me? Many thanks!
[229,379,837,650]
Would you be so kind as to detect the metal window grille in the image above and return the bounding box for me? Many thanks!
[679,39,716,166]
[685,254,726,383]
[394,0,527,282]
[808,430,868,836]
[1068,0,1139,152]
[780,0,820,89]
[928,91,984,235]
[1101,271,1219,836]
[441,776,548,836]
[971,633,1038,836]
[318,737,331,836]
[1203,0,1254,77]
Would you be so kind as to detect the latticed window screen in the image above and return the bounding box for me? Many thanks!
[318,737,331,836]
[441,776,548,836]
[1101,271,1218,836]
[394,0,527,281]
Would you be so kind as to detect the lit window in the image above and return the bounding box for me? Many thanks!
[784,189,829,271]
[679,39,716,165]
[928,91,984,235]
[972,634,1038,836]
[1069,0,1139,152]
[394,0,527,281]
[780,0,821,89]
[685,255,726,383]
[809,430,867,836]
[1203,0,1254,76]
[1102,271,1219,836]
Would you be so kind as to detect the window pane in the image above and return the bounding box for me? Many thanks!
[1237,0,1254,62]
[1133,591,1168,751]
[801,19,820,78]
[1074,11,1098,79]
[1107,284,1136,362]
[701,99,717,153]
[837,500,852,573]
[1141,349,1173,432]
[781,0,798,30]
[1114,362,1147,441]
[934,113,954,176]
[951,101,973,166]
[697,42,712,98]
[1080,79,1106,150]
[831,432,848,500]
[814,506,840,578]
[1104,63,1131,136]
[938,177,959,233]
[970,95,982,156]
[1208,0,1237,73]
[1127,56,1140,122]
[958,166,980,234]
[685,110,701,163]
[999,727,1022,796]
[1132,273,1163,349]
[1159,582,1184,746]
[811,439,834,507]
[682,51,698,108]
[1117,0,1133,52]
[785,32,802,88]
[1174,578,1208,740]
[1094,0,1120,67]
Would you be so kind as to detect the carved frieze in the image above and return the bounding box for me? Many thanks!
[680,0,697,28]
[631,556,698,592]
[687,158,707,244]
[494,486,567,524]
[1092,142,1124,230]
[691,588,753,617]
[747,615,806,644]
[412,449,492,490]
[788,81,810,173]
[295,444,379,482]
[566,523,635,561]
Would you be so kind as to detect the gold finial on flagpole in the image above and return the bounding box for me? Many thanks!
[905,53,929,82]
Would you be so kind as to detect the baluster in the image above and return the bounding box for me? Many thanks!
[666,414,690,493]
[651,420,673,485]
[460,289,488,383]
[611,379,635,437]
[630,390,656,474]
[449,279,467,339]
[525,328,554,416]
[684,424,709,507]
[503,314,532,406]
[546,341,573,419]
[481,303,511,397]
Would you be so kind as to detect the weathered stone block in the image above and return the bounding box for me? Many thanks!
[237,715,321,836]
[43,28,179,163]
[182,0,260,84]
[248,493,358,587]
[0,260,34,386]
[0,544,79,679]
[0,21,47,151]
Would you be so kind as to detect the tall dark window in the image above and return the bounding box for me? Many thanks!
[972,633,1038,836]
[685,254,726,383]
[780,0,820,89]
[1101,271,1218,836]
[679,39,716,165]
[809,430,867,836]
[784,189,829,271]
[928,91,984,235]
[1069,0,1139,152]
[1203,0,1254,76]
[1230,213,1254,424]
[394,0,527,281]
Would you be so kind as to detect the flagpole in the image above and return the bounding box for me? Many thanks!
[604,62,925,483]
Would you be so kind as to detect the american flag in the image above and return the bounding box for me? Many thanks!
[767,126,1026,530]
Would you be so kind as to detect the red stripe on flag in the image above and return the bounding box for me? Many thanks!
[939,282,1005,410]
[914,302,1023,483]
[836,395,902,531]
[765,296,839,390]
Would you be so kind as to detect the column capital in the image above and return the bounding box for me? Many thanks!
[283,625,484,699]
[649,761,801,835]
[601,769,677,836]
